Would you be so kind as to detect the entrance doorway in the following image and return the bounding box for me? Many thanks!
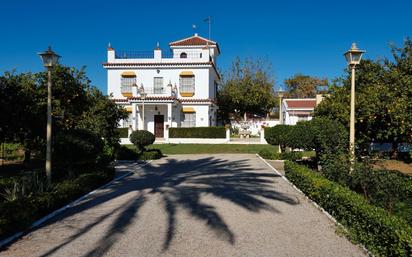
[154,115,164,138]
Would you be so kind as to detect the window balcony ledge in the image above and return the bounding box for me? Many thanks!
[180,92,195,97]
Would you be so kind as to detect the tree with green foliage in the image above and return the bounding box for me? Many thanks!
[0,65,127,167]
[284,74,328,98]
[0,72,42,163]
[315,38,412,159]
[218,57,277,121]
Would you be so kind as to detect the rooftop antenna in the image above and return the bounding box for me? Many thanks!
[192,24,197,35]
[204,16,212,60]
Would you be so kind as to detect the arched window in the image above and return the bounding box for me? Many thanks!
[180,52,187,58]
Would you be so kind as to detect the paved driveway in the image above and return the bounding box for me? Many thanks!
[1,154,366,257]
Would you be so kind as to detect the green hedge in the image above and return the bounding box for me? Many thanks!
[169,127,226,138]
[0,168,114,240]
[115,146,163,161]
[117,127,129,138]
[284,161,412,257]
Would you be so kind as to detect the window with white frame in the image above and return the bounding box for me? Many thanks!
[179,76,195,93]
[153,77,164,94]
[297,115,309,121]
[181,112,196,127]
[121,77,136,94]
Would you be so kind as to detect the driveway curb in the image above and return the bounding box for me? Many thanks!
[0,160,152,250]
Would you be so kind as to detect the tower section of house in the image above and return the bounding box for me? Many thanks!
[103,33,220,139]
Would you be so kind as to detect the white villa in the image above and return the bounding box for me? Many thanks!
[281,95,324,125]
[103,33,220,139]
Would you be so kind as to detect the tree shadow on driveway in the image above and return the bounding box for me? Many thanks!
[32,156,299,257]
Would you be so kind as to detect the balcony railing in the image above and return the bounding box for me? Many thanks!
[114,50,207,60]
[115,51,154,59]
[144,87,168,94]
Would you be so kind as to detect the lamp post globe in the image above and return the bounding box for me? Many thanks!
[344,43,365,172]
[38,46,60,68]
[37,46,60,184]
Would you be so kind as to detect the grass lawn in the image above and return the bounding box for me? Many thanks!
[126,144,279,155]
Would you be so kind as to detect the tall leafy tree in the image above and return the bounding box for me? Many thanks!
[315,38,412,159]
[217,57,277,121]
[284,74,328,98]
[0,65,127,164]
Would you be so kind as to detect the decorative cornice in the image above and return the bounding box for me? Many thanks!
[102,62,213,67]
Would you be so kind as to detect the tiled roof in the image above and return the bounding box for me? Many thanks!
[180,98,216,104]
[169,35,216,46]
[285,99,317,109]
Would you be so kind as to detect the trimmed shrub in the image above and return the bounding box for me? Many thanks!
[285,161,412,257]
[117,127,129,138]
[139,149,163,160]
[116,146,138,160]
[264,125,291,152]
[287,121,316,150]
[130,130,155,153]
[169,127,226,138]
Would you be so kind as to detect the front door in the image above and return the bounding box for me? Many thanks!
[154,115,164,138]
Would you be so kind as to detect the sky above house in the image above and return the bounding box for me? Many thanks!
[1,0,411,93]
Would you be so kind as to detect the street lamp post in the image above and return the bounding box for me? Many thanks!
[344,43,365,172]
[38,47,60,184]
[277,88,284,125]
[277,88,284,153]
[139,84,147,130]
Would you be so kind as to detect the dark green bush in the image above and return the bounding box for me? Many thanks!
[117,127,129,138]
[280,151,303,161]
[285,161,412,257]
[169,127,226,138]
[139,149,163,160]
[116,146,139,160]
[53,128,104,166]
[310,117,348,159]
[286,121,316,150]
[321,153,352,186]
[130,130,155,153]
[264,125,291,152]
[352,163,412,213]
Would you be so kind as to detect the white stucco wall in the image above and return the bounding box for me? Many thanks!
[107,67,214,100]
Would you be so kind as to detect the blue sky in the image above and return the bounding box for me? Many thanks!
[1,0,411,93]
